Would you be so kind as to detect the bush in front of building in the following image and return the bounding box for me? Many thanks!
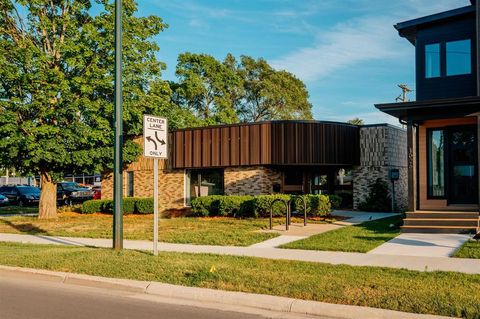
[252,194,292,217]
[327,195,342,210]
[190,195,224,216]
[335,191,353,209]
[305,195,332,216]
[358,178,392,212]
[81,199,112,214]
[217,195,254,217]
[135,198,154,214]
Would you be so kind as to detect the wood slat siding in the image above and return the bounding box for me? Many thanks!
[170,121,360,169]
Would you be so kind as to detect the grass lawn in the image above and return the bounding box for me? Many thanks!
[0,212,313,246]
[280,215,403,253]
[453,240,480,259]
[0,242,479,318]
[0,206,38,215]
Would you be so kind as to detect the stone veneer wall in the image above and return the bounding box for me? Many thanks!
[224,166,282,196]
[353,124,408,212]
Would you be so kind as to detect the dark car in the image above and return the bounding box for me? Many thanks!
[0,185,40,206]
[57,182,94,206]
[0,194,9,206]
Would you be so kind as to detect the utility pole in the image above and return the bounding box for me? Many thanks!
[395,84,412,102]
[113,0,123,250]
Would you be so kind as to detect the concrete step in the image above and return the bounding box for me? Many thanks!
[403,218,479,227]
[401,225,477,234]
[406,211,479,219]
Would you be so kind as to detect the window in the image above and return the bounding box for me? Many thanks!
[425,43,440,78]
[127,171,134,197]
[428,130,445,198]
[446,39,471,76]
[185,169,224,205]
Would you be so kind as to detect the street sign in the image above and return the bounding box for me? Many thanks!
[143,114,168,256]
[143,115,168,159]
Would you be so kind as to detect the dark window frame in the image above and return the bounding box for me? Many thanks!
[426,128,447,199]
[423,38,473,80]
[185,168,225,206]
[127,171,134,198]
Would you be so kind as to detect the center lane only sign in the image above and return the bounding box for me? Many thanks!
[143,115,168,159]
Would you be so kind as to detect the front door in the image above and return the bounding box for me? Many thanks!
[448,126,478,204]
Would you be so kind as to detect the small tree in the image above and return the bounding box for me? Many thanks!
[358,178,391,212]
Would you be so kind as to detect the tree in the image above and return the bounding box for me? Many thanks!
[0,0,175,218]
[174,52,241,125]
[347,118,364,125]
[236,56,312,122]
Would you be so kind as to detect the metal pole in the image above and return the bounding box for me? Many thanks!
[391,181,396,213]
[113,0,123,250]
[269,207,273,230]
[153,158,159,256]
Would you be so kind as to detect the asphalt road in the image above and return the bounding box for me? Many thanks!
[0,275,318,319]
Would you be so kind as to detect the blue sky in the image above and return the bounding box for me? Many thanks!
[137,0,469,125]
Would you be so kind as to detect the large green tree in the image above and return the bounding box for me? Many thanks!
[0,0,177,218]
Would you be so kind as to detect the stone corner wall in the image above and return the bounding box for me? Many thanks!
[353,125,408,212]
[224,166,282,196]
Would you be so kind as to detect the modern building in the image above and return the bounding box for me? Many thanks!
[376,1,480,233]
[102,121,408,214]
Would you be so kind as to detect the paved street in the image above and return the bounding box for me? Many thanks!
[0,274,319,319]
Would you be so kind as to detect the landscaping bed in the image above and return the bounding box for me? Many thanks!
[280,215,403,252]
[0,242,479,318]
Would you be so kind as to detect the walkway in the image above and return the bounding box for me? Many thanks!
[1,233,479,274]
[368,233,472,257]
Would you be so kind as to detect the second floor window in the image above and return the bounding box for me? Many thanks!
[446,39,471,76]
[425,43,440,78]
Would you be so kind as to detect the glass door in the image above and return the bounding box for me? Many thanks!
[448,126,478,204]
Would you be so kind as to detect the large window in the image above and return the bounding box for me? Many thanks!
[446,39,471,76]
[428,130,445,198]
[185,169,224,205]
[425,43,441,78]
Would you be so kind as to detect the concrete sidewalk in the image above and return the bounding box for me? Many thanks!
[0,265,455,319]
[1,233,479,274]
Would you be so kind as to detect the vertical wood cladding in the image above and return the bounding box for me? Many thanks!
[171,121,360,168]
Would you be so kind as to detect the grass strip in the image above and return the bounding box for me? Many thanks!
[453,240,480,259]
[280,215,402,252]
[0,241,479,318]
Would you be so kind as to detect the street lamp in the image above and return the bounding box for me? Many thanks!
[113,0,123,250]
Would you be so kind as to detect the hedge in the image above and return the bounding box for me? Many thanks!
[328,194,342,210]
[190,194,332,218]
[81,198,154,214]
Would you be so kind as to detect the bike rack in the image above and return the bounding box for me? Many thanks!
[269,196,308,231]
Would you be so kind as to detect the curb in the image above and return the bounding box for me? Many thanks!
[0,265,455,319]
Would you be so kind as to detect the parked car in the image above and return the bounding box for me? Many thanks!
[92,186,101,200]
[57,182,94,206]
[0,185,40,206]
[0,194,9,206]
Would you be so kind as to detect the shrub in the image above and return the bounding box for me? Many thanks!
[81,199,111,214]
[135,198,154,214]
[358,178,391,212]
[336,191,353,209]
[253,194,291,217]
[123,198,137,214]
[305,194,332,216]
[217,196,254,217]
[190,195,223,217]
[328,195,342,210]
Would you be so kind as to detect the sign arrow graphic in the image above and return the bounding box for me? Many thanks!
[155,131,166,145]
[146,136,158,150]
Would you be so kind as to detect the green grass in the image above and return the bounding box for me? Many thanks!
[0,242,479,318]
[281,215,402,253]
[0,212,290,246]
[453,240,480,259]
[0,206,38,215]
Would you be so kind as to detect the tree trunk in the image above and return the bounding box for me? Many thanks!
[38,171,57,219]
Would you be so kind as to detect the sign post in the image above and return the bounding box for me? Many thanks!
[143,115,168,256]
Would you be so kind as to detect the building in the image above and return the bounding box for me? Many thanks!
[102,121,407,214]
[376,1,480,233]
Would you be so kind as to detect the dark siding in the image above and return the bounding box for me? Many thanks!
[416,14,477,100]
[170,121,360,169]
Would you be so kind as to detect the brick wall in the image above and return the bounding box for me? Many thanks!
[224,166,282,196]
[353,125,408,212]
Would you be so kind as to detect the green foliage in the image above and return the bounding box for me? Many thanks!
[81,198,153,214]
[217,196,254,217]
[336,191,353,209]
[252,194,291,217]
[328,195,342,210]
[190,195,223,217]
[347,118,364,125]
[305,195,332,216]
[358,179,392,212]
[81,200,111,214]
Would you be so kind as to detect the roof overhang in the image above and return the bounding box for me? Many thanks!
[375,96,480,122]
[395,5,476,45]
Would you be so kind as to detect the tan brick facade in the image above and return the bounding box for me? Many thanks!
[224,166,282,196]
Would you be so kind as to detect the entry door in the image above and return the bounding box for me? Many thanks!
[448,126,478,204]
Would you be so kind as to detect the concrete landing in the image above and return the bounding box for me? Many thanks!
[368,233,472,257]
